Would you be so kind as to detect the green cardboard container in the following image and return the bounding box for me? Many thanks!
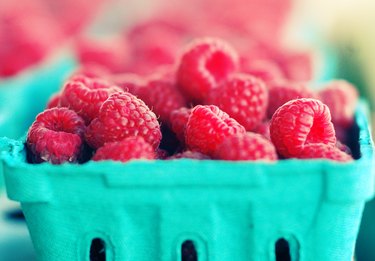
[0,101,373,261]
[0,51,76,193]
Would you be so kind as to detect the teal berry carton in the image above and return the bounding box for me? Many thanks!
[0,51,76,193]
[0,101,373,261]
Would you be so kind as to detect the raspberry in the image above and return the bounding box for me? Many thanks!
[277,51,313,81]
[75,36,129,73]
[0,5,62,77]
[177,37,239,102]
[85,92,162,149]
[135,78,187,125]
[254,121,270,140]
[147,65,177,83]
[169,150,210,160]
[214,132,277,161]
[27,108,85,164]
[298,143,353,162]
[127,26,181,76]
[110,73,146,95]
[185,105,246,156]
[318,80,358,127]
[267,80,315,118]
[126,18,188,41]
[270,98,336,158]
[60,75,123,124]
[197,0,291,43]
[238,40,276,62]
[46,93,62,109]
[240,59,285,83]
[206,73,268,131]
[92,137,156,162]
[112,74,186,125]
[170,107,192,144]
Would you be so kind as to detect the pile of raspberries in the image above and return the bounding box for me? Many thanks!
[26,37,357,164]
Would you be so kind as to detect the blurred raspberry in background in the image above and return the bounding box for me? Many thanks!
[0,0,316,81]
[0,0,105,77]
[0,0,60,77]
[73,0,315,81]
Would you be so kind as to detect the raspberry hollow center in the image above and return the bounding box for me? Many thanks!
[305,103,335,145]
[306,118,325,144]
[39,109,84,135]
[205,51,233,82]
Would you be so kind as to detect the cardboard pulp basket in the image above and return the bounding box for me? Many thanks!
[0,101,374,261]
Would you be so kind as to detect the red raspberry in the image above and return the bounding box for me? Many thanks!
[185,105,246,156]
[147,65,177,83]
[253,121,271,140]
[75,36,129,73]
[110,73,146,95]
[170,107,192,144]
[135,78,187,125]
[92,136,156,162]
[60,75,122,124]
[240,59,285,83]
[127,26,181,76]
[277,51,313,81]
[85,92,162,149]
[46,93,62,109]
[197,0,291,43]
[270,98,336,158]
[112,74,186,125]
[318,80,358,127]
[177,37,239,102]
[237,40,276,62]
[0,4,62,77]
[206,73,268,131]
[169,150,210,160]
[27,108,85,164]
[267,80,316,118]
[126,18,188,42]
[214,132,277,161]
[298,143,353,162]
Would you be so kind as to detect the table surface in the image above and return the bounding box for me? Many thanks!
[0,193,36,261]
